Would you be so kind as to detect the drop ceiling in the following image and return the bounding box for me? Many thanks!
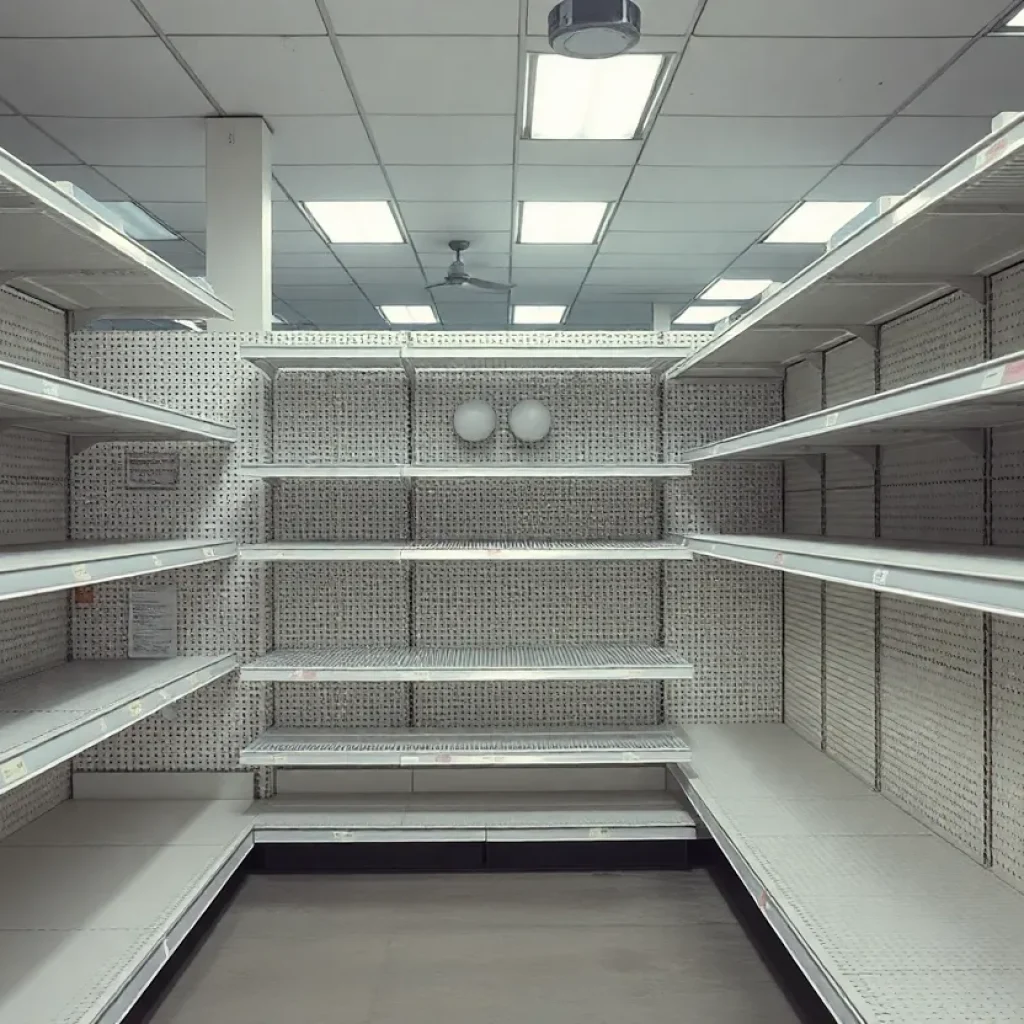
[0,0,1018,329]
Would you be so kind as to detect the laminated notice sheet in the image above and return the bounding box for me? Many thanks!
[128,587,178,658]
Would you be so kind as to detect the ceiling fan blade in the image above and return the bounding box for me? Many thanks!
[426,280,453,291]
[467,277,514,292]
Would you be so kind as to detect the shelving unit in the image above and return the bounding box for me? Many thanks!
[0,655,237,795]
[666,111,1024,377]
[242,462,691,480]
[0,147,232,323]
[240,728,692,768]
[685,534,1024,618]
[0,358,237,444]
[0,539,237,602]
[241,644,693,682]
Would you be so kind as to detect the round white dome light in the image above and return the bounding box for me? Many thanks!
[509,400,552,443]
[453,400,497,443]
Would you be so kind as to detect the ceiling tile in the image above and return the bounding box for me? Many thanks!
[273,201,313,231]
[626,165,826,203]
[600,231,757,254]
[592,253,735,271]
[0,118,78,165]
[35,117,206,167]
[694,0,1009,36]
[577,287,698,304]
[0,40,212,117]
[510,286,580,304]
[0,0,153,36]
[274,165,390,201]
[398,201,512,233]
[518,140,642,166]
[97,166,205,202]
[612,202,790,233]
[273,231,329,254]
[906,39,1024,117]
[144,239,205,267]
[273,251,342,268]
[146,0,326,34]
[342,38,517,115]
[347,268,426,286]
[729,243,823,271]
[360,285,435,305]
[275,266,352,284]
[584,268,707,289]
[515,165,631,201]
[511,244,597,267]
[331,244,422,267]
[325,0,518,34]
[436,303,510,326]
[143,202,206,233]
[291,300,380,322]
[411,231,510,255]
[370,115,513,165]
[643,116,883,167]
[173,37,353,116]
[422,253,509,271]
[36,165,127,201]
[527,0,699,35]
[808,164,939,201]
[181,232,205,249]
[275,285,362,302]
[846,116,992,165]
[664,37,964,117]
[511,268,588,287]
[387,165,512,201]
[269,116,375,164]
[568,303,653,327]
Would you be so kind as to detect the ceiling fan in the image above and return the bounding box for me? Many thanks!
[426,240,514,293]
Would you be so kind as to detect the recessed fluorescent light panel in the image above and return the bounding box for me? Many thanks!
[526,53,666,140]
[699,278,774,302]
[519,201,608,244]
[673,305,740,326]
[305,201,403,244]
[513,305,567,325]
[103,202,177,241]
[378,305,437,325]
[765,202,870,244]
[1001,7,1024,29]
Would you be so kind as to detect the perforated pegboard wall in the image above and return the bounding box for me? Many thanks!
[784,359,822,419]
[824,583,876,785]
[992,424,1024,547]
[276,481,408,541]
[989,260,1024,359]
[0,593,67,684]
[992,616,1024,892]
[0,764,69,842]
[275,682,408,729]
[783,575,822,747]
[879,596,985,861]
[826,450,875,540]
[824,338,875,406]
[0,287,66,374]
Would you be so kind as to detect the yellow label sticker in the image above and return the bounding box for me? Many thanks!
[0,758,27,784]
[42,381,60,398]
[129,701,144,717]
[332,830,354,840]
[71,564,91,583]
[202,546,216,559]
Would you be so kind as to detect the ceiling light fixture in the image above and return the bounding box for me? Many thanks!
[526,53,665,140]
[765,201,871,245]
[103,202,177,241]
[548,0,642,59]
[513,305,568,324]
[699,278,774,302]
[378,305,438,325]
[519,201,608,244]
[673,305,740,326]
[1001,7,1024,29]
[305,201,403,244]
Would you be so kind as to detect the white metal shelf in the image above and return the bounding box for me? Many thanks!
[241,644,693,682]
[682,350,1024,461]
[0,655,237,795]
[241,463,691,480]
[0,358,236,443]
[679,724,1024,1024]
[686,533,1024,618]
[241,342,696,375]
[666,111,1024,376]
[253,792,696,844]
[240,540,692,562]
[240,727,692,768]
[0,539,237,601]
[0,149,232,321]
[0,798,252,1024]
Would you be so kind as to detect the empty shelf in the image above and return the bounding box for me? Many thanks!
[241,462,692,479]
[679,724,1024,1024]
[683,350,1024,461]
[0,798,252,1024]
[241,644,694,682]
[240,728,692,768]
[0,655,237,795]
[240,540,692,562]
[0,539,237,601]
[667,111,1024,376]
[0,358,236,443]
[686,533,1024,618]
[253,792,697,844]
[0,148,231,321]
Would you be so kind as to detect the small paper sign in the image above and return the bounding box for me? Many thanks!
[128,587,177,659]
[126,452,180,490]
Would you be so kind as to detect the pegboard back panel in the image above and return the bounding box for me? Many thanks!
[414,370,656,463]
[0,287,65,373]
[824,338,875,407]
[783,575,822,747]
[667,464,781,535]
[412,681,660,729]
[0,764,69,842]
[990,259,1024,359]
[664,560,781,724]
[879,291,984,389]
[665,379,781,450]
[274,681,408,729]
[879,596,984,861]
[0,428,67,544]
[413,563,657,646]
[0,593,67,683]
[784,360,822,419]
[992,616,1024,893]
[409,329,700,350]
[784,486,821,535]
[992,424,1024,546]
[416,480,656,542]
[824,583,876,785]
[826,451,875,540]
[276,481,408,541]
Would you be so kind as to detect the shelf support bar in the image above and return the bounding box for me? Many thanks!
[945,429,986,458]
[844,325,880,352]
[947,276,987,306]
[839,446,877,469]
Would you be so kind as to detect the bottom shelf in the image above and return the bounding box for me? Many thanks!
[253,791,696,844]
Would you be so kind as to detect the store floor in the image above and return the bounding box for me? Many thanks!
[146,870,803,1024]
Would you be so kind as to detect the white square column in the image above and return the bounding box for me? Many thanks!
[205,118,272,333]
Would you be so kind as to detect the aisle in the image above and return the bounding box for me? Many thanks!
[146,871,803,1024]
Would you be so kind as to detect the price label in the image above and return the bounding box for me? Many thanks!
[72,564,91,583]
[129,701,144,717]
[758,888,770,911]
[202,546,217,559]
[42,381,60,398]
[825,412,839,428]
[589,827,612,839]
[872,568,890,586]
[158,689,171,703]
[152,555,164,568]
[773,552,785,567]
[981,367,1006,390]
[292,670,318,681]
[486,547,504,558]
[712,443,722,457]
[1004,359,1024,385]
[332,830,354,840]
[270,754,289,764]
[98,717,109,734]
[0,758,27,785]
